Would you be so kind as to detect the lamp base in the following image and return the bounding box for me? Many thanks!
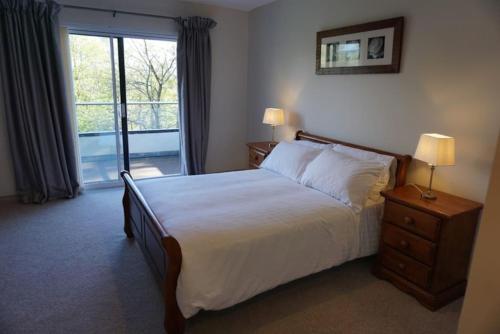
[422,191,437,200]
[422,164,437,200]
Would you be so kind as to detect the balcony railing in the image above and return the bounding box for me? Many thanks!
[76,101,180,158]
[76,101,179,133]
[76,101,181,182]
[78,128,180,159]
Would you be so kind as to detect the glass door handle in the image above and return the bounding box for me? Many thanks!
[120,103,127,119]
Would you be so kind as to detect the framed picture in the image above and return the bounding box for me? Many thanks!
[316,17,404,75]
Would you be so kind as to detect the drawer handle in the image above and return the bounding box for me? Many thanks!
[403,216,415,225]
[400,240,409,248]
[398,263,406,271]
[254,155,259,161]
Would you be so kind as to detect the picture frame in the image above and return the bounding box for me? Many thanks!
[316,17,404,75]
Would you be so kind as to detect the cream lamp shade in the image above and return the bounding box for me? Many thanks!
[262,108,285,126]
[414,133,455,167]
[414,133,455,200]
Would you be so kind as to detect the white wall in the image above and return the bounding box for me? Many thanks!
[458,134,500,333]
[0,0,248,196]
[247,0,500,202]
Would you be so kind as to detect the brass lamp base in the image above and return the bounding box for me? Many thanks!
[422,164,437,200]
[422,191,437,200]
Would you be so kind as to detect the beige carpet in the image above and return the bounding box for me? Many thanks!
[0,188,461,334]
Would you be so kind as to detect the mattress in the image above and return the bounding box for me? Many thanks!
[359,198,384,257]
[136,169,383,318]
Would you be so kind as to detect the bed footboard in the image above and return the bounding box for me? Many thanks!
[121,171,186,334]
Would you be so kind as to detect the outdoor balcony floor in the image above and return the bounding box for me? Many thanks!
[82,155,181,184]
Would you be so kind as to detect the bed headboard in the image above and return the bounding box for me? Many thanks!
[295,130,412,187]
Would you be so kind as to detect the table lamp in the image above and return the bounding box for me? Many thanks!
[414,133,455,200]
[262,108,285,143]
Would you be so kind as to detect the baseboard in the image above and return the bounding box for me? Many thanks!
[0,194,18,202]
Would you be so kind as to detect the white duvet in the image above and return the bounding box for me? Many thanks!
[137,169,379,318]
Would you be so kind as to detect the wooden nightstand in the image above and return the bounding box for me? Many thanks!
[247,142,275,169]
[373,185,483,310]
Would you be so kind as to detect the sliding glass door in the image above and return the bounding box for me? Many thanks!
[122,38,180,179]
[70,35,122,183]
[69,33,180,185]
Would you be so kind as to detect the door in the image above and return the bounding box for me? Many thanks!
[69,33,180,185]
[122,37,180,179]
[69,34,123,184]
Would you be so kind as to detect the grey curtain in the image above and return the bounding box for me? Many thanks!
[0,0,79,203]
[175,16,216,175]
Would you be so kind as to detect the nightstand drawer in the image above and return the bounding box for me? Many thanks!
[382,223,436,265]
[384,201,441,241]
[249,148,266,168]
[381,245,431,288]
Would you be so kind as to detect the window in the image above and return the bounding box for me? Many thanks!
[69,33,180,184]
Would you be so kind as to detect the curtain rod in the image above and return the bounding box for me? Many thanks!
[62,5,178,21]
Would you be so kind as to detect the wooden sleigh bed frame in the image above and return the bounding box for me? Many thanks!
[120,130,412,334]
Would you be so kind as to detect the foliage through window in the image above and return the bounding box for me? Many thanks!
[70,34,178,133]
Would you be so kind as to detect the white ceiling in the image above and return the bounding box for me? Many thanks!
[182,0,276,11]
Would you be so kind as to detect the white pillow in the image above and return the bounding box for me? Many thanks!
[260,141,321,182]
[333,144,396,201]
[292,139,335,150]
[300,150,385,213]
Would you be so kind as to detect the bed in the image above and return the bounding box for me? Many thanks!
[120,131,412,333]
